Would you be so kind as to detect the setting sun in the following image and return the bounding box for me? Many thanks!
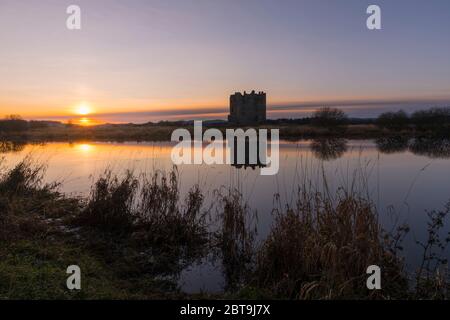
[76,103,92,116]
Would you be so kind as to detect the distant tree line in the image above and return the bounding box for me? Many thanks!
[2,107,450,133]
[266,107,352,127]
[0,115,62,133]
[0,115,28,132]
[285,106,450,132]
[376,107,450,131]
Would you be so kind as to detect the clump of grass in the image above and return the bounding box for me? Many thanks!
[138,170,179,222]
[133,169,209,252]
[0,157,53,219]
[0,156,51,197]
[74,168,209,276]
[77,168,209,243]
[215,188,257,291]
[0,157,79,243]
[77,170,138,235]
[254,188,408,299]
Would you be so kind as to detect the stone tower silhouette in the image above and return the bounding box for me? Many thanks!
[228,90,266,124]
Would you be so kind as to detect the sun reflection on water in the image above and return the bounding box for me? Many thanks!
[76,143,94,153]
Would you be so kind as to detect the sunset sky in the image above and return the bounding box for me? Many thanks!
[1,0,450,123]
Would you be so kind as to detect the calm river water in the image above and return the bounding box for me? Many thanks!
[2,138,450,292]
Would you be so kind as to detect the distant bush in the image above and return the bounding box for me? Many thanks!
[411,107,450,131]
[28,121,50,129]
[311,107,348,127]
[0,115,28,133]
[376,110,410,130]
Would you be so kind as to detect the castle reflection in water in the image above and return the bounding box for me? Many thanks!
[1,137,450,161]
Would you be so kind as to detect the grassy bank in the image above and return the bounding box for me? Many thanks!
[0,159,207,299]
[0,123,442,144]
[0,158,449,299]
[2,106,449,143]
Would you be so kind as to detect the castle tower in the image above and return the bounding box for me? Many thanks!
[228,90,266,125]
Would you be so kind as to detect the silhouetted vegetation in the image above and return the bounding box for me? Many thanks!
[415,204,450,299]
[75,168,209,277]
[0,115,28,133]
[133,170,209,255]
[376,110,410,131]
[77,170,138,234]
[1,106,450,144]
[0,161,209,298]
[253,189,408,299]
[215,188,257,291]
[311,107,348,128]
[411,107,450,131]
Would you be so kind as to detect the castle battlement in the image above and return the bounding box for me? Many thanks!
[228,90,266,124]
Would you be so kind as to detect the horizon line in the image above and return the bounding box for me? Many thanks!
[9,97,450,124]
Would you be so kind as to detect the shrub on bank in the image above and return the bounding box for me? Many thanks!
[376,110,410,131]
[311,107,348,128]
[0,115,28,133]
[411,107,450,131]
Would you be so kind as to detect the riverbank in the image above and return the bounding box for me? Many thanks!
[0,123,441,143]
[1,158,449,299]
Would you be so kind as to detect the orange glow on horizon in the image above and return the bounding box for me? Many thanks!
[71,117,100,126]
[79,118,90,125]
[4,94,450,122]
